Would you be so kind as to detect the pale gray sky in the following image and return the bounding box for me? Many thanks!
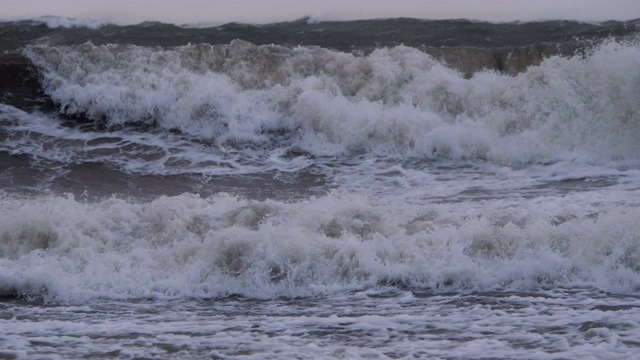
[2,0,639,24]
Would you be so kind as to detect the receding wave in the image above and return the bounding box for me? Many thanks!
[22,38,640,164]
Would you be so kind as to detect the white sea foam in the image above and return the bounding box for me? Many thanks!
[1,192,639,302]
[33,16,105,29]
[23,39,640,165]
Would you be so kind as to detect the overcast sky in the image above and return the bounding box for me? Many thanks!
[2,0,639,24]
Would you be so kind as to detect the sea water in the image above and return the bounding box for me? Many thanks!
[1,17,640,359]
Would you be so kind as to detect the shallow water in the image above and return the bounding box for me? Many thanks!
[2,289,640,359]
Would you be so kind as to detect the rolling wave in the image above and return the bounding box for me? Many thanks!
[20,38,640,165]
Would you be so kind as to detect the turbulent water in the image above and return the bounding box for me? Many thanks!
[1,16,640,359]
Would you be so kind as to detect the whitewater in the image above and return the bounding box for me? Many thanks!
[1,14,640,359]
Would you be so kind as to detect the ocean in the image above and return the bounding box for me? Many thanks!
[1,16,640,359]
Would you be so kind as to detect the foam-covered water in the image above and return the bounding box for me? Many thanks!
[1,191,640,301]
[2,291,640,359]
[1,16,640,359]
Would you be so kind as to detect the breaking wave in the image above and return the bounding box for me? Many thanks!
[1,192,639,302]
[22,38,640,164]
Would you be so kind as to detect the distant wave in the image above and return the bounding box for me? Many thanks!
[35,16,106,29]
[1,17,638,53]
[1,16,107,29]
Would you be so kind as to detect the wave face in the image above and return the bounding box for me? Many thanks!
[1,192,639,301]
[22,38,640,165]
